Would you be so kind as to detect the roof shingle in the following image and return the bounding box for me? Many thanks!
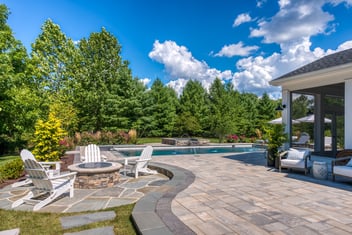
[274,48,352,80]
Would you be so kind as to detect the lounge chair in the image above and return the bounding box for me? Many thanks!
[81,144,107,162]
[279,148,312,175]
[332,149,352,181]
[12,157,76,211]
[292,132,310,147]
[123,145,157,178]
[12,149,61,187]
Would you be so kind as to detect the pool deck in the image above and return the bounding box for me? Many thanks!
[152,152,352,234]
[2,151,352,234]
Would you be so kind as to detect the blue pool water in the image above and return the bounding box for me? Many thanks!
[115,146,263,157]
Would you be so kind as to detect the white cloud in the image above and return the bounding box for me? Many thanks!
[214,42,259,57]
[140,78,151,87]
[250,0,334,44]
[233,13,252,27]
[256,0,267,8]
[147,1,352,99]
[329,0,352,6]
[149,40,233,93]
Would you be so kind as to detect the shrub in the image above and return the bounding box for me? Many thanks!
[0,158,24,181]
[75,130,129,145]
[32,112,67,161]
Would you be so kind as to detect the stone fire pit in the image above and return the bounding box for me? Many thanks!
[68,162,122,189]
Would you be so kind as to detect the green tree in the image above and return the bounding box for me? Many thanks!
[177,80,209,136]
[237,93,260,137]
[208,78,235,142]
[28,19,79,136]
[257,92,277,129]
[29,19,77,100]
[142,79,178,137]
[0,4,31,153]
[74,28,135,132]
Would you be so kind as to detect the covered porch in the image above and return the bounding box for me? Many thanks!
[270,48,352,157]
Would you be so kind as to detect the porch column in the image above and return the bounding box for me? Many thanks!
[345,79,352,148]
[314,94,322,151]
[282,89,291,149]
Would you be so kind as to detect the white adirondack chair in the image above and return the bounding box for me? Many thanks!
[81,144,107,162]
[124,145,157,178]
[12,149,61,187]
[12,157,76,211]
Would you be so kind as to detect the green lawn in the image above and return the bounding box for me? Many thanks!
[0,204,136,235]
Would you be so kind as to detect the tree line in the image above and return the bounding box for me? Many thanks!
[0,4,280,154]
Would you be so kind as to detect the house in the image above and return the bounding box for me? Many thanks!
[270,48,352,156]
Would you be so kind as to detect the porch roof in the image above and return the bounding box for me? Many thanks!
[270,48,352,90]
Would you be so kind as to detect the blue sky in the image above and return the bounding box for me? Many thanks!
[2,0,352,98]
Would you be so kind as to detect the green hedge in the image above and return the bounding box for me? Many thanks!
[0,159,24,183]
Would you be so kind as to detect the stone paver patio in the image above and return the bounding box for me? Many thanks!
[2,150,352,234]
[153,152,352,234]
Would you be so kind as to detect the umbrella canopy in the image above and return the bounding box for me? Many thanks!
[268,117,300,124]
[296,114,332,123]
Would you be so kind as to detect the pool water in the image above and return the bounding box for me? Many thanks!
[115,146,263,157]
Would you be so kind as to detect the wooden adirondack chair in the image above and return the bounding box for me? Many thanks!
[12,149,61,187]
[124,145,157,178]
[12,158,76,211]
[81,144,107,162]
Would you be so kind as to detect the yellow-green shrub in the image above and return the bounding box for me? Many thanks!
[32,112,67,161]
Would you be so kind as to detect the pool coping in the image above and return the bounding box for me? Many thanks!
[131,162,196,235]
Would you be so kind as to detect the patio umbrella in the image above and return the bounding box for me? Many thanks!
[268,117,300,124]
[296,114,332,123]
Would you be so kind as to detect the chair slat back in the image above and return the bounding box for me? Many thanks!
[20,149,36,161]
[84,144,101,162]
[140,146,153,161]
[23,158,53,191]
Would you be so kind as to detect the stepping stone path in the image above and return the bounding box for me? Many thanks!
[61,211,116,234]
[0,228,20,235]
[63,226,114,235]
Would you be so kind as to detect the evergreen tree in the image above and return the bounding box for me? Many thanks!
[74,28,134,131]
[142,79,178,137]
[177,80,209,136]
[237,93,259,137]
[208,78,235,142]
[257,92,277,129]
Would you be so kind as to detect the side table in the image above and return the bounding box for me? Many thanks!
[312,161,328,180]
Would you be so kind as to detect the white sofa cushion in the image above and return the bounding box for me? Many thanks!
[287,148,308,160]
[334,165,352,177]
[281,159,312,169]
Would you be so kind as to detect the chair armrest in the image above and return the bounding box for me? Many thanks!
[279,151,288,160]
[39,161,61,171]
[135,158,151,163]
[332,156,352,166]
[124,157,140,165]
[50,171,77,180]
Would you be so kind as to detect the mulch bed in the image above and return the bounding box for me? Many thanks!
[0,154,75,189]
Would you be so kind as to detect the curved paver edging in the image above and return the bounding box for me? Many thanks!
[132,162,196,235]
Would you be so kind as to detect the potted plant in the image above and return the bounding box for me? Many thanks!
[264,124,287,168]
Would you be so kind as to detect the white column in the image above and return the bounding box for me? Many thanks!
[345,79,352,148]
[282,89,291,149]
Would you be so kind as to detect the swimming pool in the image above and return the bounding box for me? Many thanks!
[113,145,264,157]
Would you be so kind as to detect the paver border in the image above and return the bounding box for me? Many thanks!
[132,162,196,235]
